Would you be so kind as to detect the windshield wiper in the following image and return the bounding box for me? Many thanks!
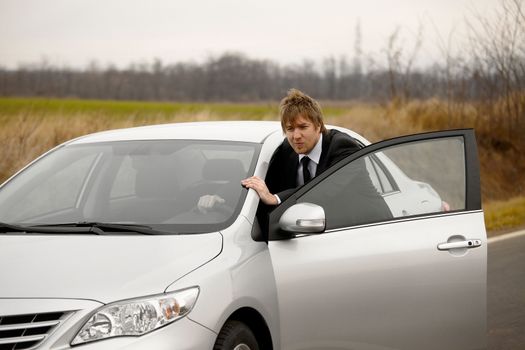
[0,221,106,235]
[32,222,162,235]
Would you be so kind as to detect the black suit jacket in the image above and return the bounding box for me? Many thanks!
[265,129,362,202]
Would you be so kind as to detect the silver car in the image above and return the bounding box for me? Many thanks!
[0,121,486,350]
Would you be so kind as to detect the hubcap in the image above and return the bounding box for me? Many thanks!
[233,344,251,350]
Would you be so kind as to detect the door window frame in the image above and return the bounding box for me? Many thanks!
[267,129,481,240]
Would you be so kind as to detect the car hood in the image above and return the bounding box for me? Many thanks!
[0,233,222,303]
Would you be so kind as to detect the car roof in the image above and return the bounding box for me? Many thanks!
[70,121,284,144]
[68,120,370,146]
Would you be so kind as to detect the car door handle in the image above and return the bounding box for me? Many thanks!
[437,239,482,251]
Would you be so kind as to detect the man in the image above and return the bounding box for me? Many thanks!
[241,88,362,205]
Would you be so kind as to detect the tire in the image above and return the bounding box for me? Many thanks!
[213,320,260,350]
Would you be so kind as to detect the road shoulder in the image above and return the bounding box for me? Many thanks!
[488,229,525,243]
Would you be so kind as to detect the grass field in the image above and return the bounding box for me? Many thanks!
[0,97,523,234]
[0,97,352,120]
[484,196,525,234]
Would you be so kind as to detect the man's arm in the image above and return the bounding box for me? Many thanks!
[246,140,295,205]
[245,132,363,206]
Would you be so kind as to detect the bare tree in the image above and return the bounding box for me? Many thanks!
[384,25,424,103]
[467,0,525,138]
[353,19,363,77]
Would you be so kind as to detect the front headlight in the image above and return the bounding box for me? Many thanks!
[71,287,199,346]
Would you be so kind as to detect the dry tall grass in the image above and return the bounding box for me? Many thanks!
[325,98,524,203]
[1,97,523,232]
[0,106,278,182]
[0,114,134,181]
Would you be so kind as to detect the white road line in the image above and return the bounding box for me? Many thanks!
[488,229,525,244]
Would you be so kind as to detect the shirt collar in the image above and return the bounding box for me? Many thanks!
[298,133,323,164]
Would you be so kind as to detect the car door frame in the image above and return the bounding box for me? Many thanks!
[267,129,481,239]
[265,129,486,350]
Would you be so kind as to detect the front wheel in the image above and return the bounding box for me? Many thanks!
[213,320,259,350]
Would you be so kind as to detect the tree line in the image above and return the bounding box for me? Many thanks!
[0,0,524,137]
[0,53,448,102]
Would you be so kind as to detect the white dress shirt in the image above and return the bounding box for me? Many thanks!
[274,133,323,204]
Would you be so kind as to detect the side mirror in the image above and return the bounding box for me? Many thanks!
[279,202,326,233]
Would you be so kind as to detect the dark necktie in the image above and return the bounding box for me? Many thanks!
[301,156,312,184]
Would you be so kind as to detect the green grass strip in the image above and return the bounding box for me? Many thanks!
[0,97,349,120]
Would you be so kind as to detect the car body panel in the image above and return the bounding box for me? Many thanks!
[166,216,282,350]
[269,212,486,350]
[0,123,486,350]
[267,129,486,350]
[69,121,283,144]
[0,298,103,317]
[66,121,368,146]
[0,232,222,302]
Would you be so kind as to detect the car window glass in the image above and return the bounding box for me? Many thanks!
[110,156,136,199]
[5,152,99,221]
[104,143,255,229]
[299,136,466,230]
[0,140,259,234]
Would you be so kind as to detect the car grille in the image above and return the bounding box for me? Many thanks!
[0,312,68,350]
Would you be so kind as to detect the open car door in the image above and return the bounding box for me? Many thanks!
[268,129,486,350]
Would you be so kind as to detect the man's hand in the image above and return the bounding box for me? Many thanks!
[197,194,225,213]
[241,176,278,205]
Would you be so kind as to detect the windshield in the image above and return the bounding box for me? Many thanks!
[0,140,259,234]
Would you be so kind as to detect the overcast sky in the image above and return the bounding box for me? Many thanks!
[0,0,499,69]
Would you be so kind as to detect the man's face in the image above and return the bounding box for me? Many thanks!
[284,114,321,155]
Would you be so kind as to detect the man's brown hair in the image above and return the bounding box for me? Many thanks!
[279,88,327,133]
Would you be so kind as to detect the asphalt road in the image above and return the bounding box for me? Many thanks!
[488,231,525,349]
